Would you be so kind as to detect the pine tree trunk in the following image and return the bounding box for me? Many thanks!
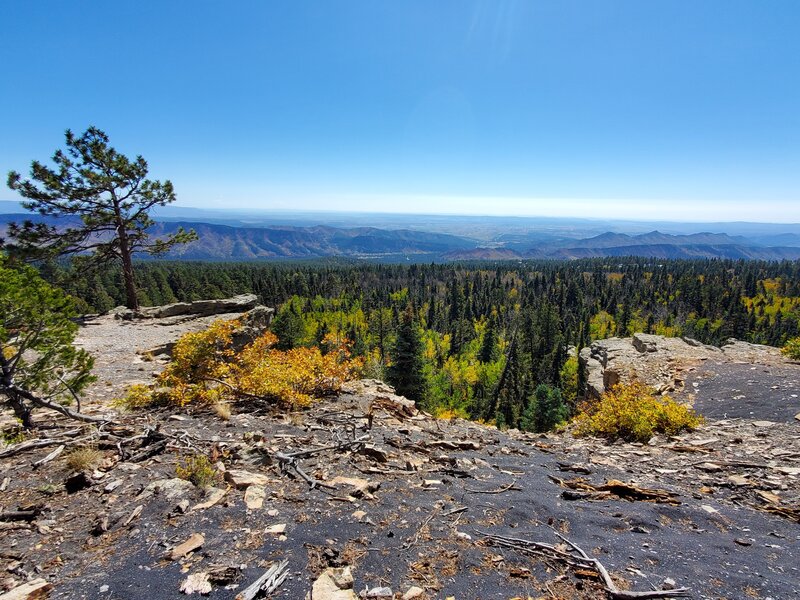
[119,234,139,311]
[6,391,33,428]
[112,196,139,311]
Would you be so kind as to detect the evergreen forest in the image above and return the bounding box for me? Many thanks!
[48,257,800,429]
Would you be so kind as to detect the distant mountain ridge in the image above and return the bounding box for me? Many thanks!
[3,210,800,261]
[0,214,474,260]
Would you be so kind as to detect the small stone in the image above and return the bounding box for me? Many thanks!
[65,471,93,494]
[180,572,212,595]
[267,509,279,517]
[402,587,425,600]
[697,462,722,472]
[169,533,205,560]
[305,567,357,600]
[244,485,266,509]
[775,466,800,476]
[366,587,393,598]
[224,469,270,489]
[662,578,677,590]
[361,444,389,463]
[352,510,367,521]
[734,538,752,547]
[103,478,124,493]
[265,523,286,535]
[191,487,227,512]
[330,566,354,589]
[139,478,194,500]
[727,475,749,486]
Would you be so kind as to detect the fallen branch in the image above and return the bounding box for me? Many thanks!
[0,430,90,459]
[273,431,370,490]
[281,434,370,460]
[479,531,691,599]
[235,559,289,600]
[0,510,41,522]
[274,451,336,489]
[8,384,113,425]
[32,444,65,468]
[549,476,680,505]
[403,507,439,549]
[466,481,521,494]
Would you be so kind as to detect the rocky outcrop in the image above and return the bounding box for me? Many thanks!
[112,294,261,320]
[579,333,786,399]
[141,305,275,357]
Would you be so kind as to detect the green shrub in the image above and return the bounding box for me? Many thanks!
[573,382,702,443]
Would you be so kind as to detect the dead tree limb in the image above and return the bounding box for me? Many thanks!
[466,481,521,494]
[479,531,691,599]
[403,507,439,549]
[6,385,112,425]
[0,430,90,459]
[32,444,65,468]
[235,559,289,600]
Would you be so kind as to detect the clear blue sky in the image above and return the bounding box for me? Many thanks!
[1,1,798,221]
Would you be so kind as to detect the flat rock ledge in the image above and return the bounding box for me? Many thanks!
[110,293,261,320]
[580,333,787,398]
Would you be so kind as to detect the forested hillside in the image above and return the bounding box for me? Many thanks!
[49,258,800,428]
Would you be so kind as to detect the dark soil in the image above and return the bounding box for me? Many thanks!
[680,360,800,422]
[2,387,798,600]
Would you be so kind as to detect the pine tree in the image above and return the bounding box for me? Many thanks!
[387,304,426,401]
[0,255,100,427]
[6,127,196,310]
[478,315,498,363]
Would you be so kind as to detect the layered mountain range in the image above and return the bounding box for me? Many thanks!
[2,206,800,261]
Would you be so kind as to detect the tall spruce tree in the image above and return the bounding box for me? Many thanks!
[6,127,196,310]
[387,304,426,401]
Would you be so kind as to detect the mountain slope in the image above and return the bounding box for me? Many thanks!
[4,212,800,261]
[0,214,475,260]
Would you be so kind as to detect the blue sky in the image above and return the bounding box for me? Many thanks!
[1,1,798,221]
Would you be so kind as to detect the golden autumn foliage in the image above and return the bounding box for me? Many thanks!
[781,336,800,360]
[573,381,702,443]
[120,319,362,411]
[175,454,218,488]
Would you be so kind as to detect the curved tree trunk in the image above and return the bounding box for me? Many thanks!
[113,195,139,311]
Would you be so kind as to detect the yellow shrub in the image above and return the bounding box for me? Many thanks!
[121,318,362,410]
[781,337,800,360]
[233,332,363,407]
[433,407,468,420]
[573,382,702,443]
[176,454,217,488]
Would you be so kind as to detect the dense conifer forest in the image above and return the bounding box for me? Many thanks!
[49,258,800,428]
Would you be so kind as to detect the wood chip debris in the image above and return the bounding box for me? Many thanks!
[550,476,681,505]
